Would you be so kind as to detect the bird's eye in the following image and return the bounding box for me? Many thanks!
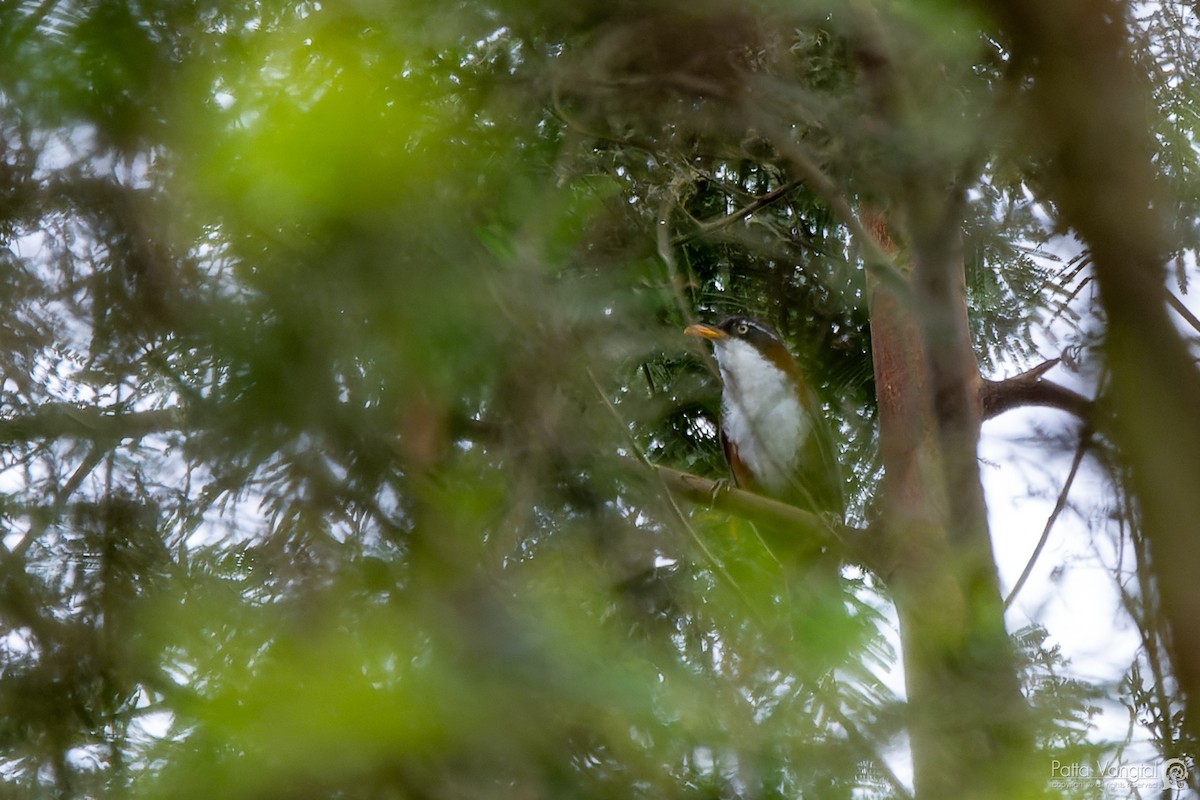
[735,323,749,335]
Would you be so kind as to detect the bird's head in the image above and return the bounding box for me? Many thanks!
[684,316,801,383]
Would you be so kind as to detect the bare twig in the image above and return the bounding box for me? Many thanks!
[656,182,698,328]
[671,177,805,246]
[1167,290,1200,338]
[12,445,106,558]
[1003,431,1090,610]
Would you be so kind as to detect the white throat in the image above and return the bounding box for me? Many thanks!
[712,338,808,496]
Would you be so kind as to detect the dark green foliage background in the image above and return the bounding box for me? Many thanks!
[0,1,1195,798]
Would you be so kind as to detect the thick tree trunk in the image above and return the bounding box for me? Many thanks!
[865,210,1038,799]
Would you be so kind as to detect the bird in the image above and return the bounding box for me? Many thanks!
[684,316,843,518]
[686,316,850,673]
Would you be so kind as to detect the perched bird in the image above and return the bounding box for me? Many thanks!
[685,316,843,517]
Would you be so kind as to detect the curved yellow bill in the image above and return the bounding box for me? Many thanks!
[683,323,727,340]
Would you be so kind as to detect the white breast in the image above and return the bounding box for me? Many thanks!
[712,338,809,496]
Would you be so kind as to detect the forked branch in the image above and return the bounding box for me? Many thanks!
[980,358,1092,421]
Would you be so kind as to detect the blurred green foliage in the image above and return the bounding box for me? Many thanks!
[0,1,1196,798]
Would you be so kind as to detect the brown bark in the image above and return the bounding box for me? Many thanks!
[849,10,1045,786]
[866,207,1037,799]
[980,360,1091,422]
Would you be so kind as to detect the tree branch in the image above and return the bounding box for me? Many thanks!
[652,464,874,571]
[671,177,805,246]
[1167,290,1200,338]
[0,404,182,445]
[1003,430,1090,610]
[979,359,1092,421]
